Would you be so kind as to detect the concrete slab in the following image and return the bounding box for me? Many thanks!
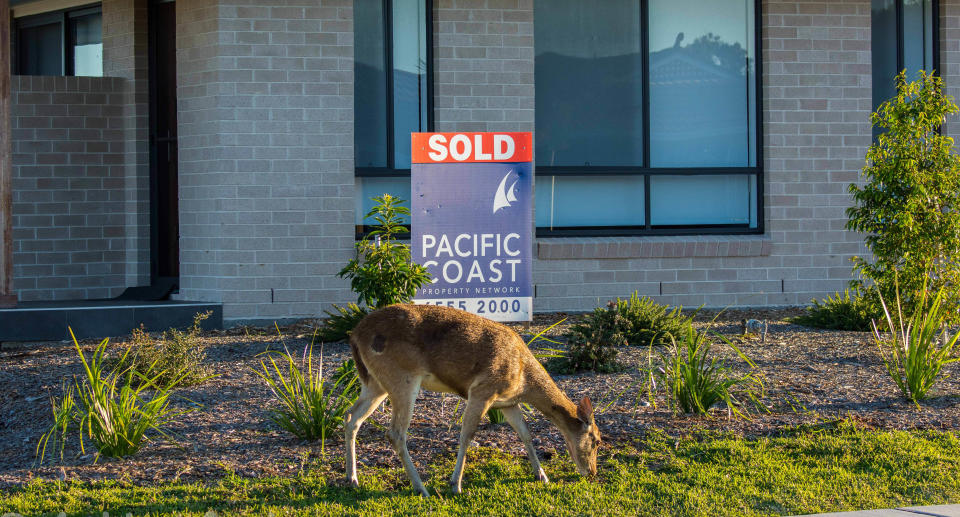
[898,505,960,517]
[793,510,920,517]
[793,505,960,517]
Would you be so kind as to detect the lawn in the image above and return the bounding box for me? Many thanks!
[2,423,959,516]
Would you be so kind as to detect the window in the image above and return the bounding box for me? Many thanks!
[871,0,938,114]
[14,5,103,77]
[534,0,760,235]
[354,0,432,233]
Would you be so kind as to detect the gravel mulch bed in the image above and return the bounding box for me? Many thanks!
[1,307,959,489]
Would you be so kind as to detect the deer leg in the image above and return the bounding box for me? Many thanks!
[344,381,388,487]
[501,405,549,483]
[449,394,493,495]
[385,378,430,497]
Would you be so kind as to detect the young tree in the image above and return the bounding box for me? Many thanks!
[847,71,960,322]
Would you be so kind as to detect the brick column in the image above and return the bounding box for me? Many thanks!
[0,0,16,307]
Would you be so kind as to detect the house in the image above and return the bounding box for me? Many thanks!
[0,0,948,336]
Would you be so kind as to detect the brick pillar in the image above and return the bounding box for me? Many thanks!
[0,0,16,307]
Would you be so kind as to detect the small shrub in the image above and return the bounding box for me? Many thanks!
[255,342,359,448]
[560,306,626,373]
[317,303,369,343]
[792,288,880,332]
[37,331,194,463]
[874,284,960,403]
[338,194,431,308]
[116,311,213,388]
[321,194,430,340]
[848,71,960,322]
[614,292,692,347]
[657,321,765,418]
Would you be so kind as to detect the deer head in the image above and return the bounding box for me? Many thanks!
[562,396,601,477]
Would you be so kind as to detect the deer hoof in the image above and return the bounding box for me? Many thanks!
[449,481,463,495]
[347,477,359,488]
[535,469,550,483]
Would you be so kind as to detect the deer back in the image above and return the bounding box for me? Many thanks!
[349,304,532,399]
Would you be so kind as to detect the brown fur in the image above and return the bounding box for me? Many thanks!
[344,304,601,497]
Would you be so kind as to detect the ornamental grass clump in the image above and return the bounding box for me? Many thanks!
[657,321,765,418]
[255,336,359,448]
[873,285,960,404]
[37,330,194,463]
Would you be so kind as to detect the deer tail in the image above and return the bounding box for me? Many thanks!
[349,337,371,385]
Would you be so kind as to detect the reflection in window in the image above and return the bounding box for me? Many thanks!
[353,0,430,234]
[71,11,103,77]
[534,0,759,234]
[17,21,63,75]
[354,0,429,170]
[871,0,937,113]
[649,0,755,167]
[535,0,643,167]
[650,175,756,227]
[535,176,645,229]
[15,7,102,77]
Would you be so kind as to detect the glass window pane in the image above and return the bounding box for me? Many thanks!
[355,177,412,226]
[903,0,934,79]
[872,0,897,114]
[650,175,756,226]
[535,175,645,228]
[18,22,63,75]
[354,0,389,168]
[392,0,429,169]
[71,13,102,77]
[649,0,754,167]
[535,0,643,166]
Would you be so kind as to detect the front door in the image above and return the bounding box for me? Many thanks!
[149,0,179,283]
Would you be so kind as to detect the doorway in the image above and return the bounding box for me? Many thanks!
[149,0,179,286]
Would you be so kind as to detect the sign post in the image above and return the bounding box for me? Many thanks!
[411,132,533,322]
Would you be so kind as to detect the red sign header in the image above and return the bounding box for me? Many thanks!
[411,132,532,164]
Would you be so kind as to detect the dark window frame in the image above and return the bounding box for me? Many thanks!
[871,0,940,102]
[534,0,764,237]
[354,0,435,178]
[13,3,102,76]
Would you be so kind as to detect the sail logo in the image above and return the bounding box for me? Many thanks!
[493,170,519,214]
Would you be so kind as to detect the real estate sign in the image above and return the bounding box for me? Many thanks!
[410,132,533,322]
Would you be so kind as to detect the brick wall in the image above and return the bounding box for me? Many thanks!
[176,0,355,323]
[943,0,960,138]
[102,0,151,287]
[433,0,535,133]
[11,76,127,301]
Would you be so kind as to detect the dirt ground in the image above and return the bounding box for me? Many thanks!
[2,307,958,488]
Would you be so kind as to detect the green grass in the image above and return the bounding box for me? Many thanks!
[5,423,960,516]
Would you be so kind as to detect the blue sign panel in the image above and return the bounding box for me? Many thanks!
[411,132,533,321]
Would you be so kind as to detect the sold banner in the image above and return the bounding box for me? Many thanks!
[411,132,533,322]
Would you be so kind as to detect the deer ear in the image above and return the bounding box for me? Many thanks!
[577,396,595,425]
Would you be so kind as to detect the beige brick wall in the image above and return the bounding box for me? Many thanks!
[176,0,355,322]
[102,0,151,288]
[433,0,534,132]
[11,76,128,300]
[943,0,960,138]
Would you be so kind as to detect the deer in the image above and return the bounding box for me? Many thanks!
[344,303,601,497]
